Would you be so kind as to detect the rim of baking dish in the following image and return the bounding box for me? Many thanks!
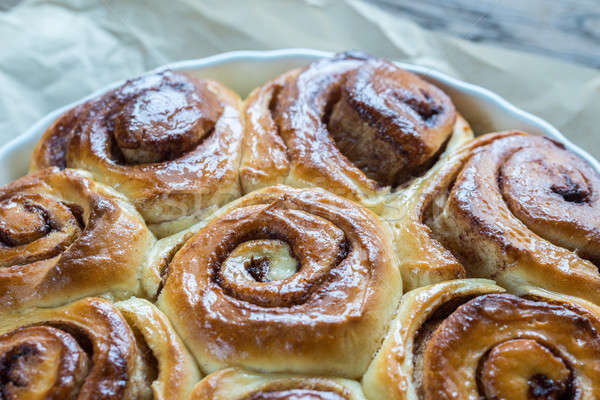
[1,48,598,176]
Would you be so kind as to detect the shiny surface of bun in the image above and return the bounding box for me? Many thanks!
[0,167,154,310]
[241,52,472,212]
[424,131,600,304]
[381,115,472,291]
[155,185,402,377]
[190,368,366,400]
[31,70,244,237]
[114,298,201,400]
[0,297,199,400]
[363,279,600,399]
[13,53,600,397]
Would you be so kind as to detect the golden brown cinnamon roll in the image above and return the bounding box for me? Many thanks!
[241,52,472,213]
[363,279,600,400]
[152,185,402,377]
[379,116,473,291]
[114,298,201,400]
[0,167,154,310]
[31,70,244,237]
[0,297,200,400]
[421,131,600,303]
[190,368,366,400]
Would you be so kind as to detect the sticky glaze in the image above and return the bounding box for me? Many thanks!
[240,52,462,211]
[362,279,600,400]
[114,298,200,400]
[0,167,154,310]
[0,326,90,399]
[157,185,402,378]
[31,71,244,237]
[0,298,136,400]
[0,297,199,400]
[423,293,600,399]
[425,132,600,304]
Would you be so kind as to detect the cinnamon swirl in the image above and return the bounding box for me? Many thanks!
[241,52,472,213]
[153,185,402,377]
[31,70,244,237]
[423,132,600,303]
[190,368,366,400]
[0,297,200,400]
[0,167,154,310]
[363,279,600,399]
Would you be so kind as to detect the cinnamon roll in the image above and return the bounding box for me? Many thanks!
[31,70,244,237]
[153,185,402,377]
[241,52,473,213]
[114,298,201,400]
[190,368,366,400]
[422,131,600,303]
[0,297,200,400]
[362,279,600,399]
[379,116,472,291]
[0,167,154,310]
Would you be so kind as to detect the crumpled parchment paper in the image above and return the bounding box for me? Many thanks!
[1,0,598,157]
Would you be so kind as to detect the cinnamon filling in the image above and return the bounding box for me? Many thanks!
[0,194,84,268]
[324,62,454,187]
[424,133,600,281]
[0,326,90,400]
[418,293,595,400]
[550,172,591,204]
[393,88,442,124]
[269,53,457,189]
[211,209,350,307]
[476,339,574,400]
[106,70,223,165]
[246,257,273,283]
[0,198,54,247]
[528,374,572,400]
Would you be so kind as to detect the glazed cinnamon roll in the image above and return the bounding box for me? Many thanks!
[114,298,201,400]
[153,185,402,377]
[380,117,473,291]
[0,167,154,310]
[0,297,200,400]
[31,70,244,237]
[362,279,600,399]
[421,131,600,303]
[241,52,473,213]
[190,368,366,399]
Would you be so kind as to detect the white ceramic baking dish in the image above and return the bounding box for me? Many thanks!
[1,48,598,185]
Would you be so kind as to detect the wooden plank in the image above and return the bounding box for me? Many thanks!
[368,0,600,67]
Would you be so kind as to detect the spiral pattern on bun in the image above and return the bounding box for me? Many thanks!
[0,297,199,400]
[241,52,472,212]
[0,167,153,310]
[423,132,600,303]
[190,368,366,400]
[31,70,244,237]
[153,185,402,377]
[363,279,600,399]
[114,298,201,400]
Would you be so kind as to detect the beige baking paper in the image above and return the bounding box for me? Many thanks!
[0,0,598,157]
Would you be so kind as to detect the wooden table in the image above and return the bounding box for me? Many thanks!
[368,0,599,68]
[3,0,597,67]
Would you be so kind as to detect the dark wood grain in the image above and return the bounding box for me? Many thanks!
[368,0,600,67]
[0,0,21,11]
[3,0,597,66]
